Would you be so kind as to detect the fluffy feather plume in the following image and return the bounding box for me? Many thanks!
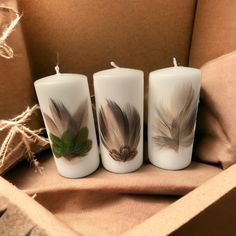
[99,100,140,162]
[43,98,92,160]
[152,83,198,152]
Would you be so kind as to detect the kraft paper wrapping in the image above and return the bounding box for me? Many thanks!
[0,0,49,174]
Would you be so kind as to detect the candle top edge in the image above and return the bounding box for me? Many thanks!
[34,73,87,85]
[149,66,201,76]
[93,67,143,77]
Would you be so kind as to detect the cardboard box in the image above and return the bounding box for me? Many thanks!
[1,0,236,235]
[1,160,236,235]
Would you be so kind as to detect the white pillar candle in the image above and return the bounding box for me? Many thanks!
[34,66,100,178]
[148,58,202,170]
[93,62,144,173]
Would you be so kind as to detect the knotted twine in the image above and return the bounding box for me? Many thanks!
[0,105,49,174]
[0,5,22,59]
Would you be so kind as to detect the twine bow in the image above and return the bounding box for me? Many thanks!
[0,105,49,174]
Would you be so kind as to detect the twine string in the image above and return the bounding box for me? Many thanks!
[0,105,49,174]
[0,6,22,59]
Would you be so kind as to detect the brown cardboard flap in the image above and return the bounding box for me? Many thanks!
[0,177,78,236]
[4,153,221,235]
[124,164,236,235]
[172,187,236,236]
[189,0,236,67]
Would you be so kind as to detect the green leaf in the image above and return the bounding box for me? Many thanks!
[49,133,64,158]
[52,144,64,158]
[77,127,89,144]
[49,133,62,146]
[74,139,92,156]
[73,127,91,156]
[61,129,76,153]
[50,128,92,159]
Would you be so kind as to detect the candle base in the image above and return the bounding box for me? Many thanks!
[148,146,193,170]
[102,159,143,174]
[149,159,191,171]
[54,154,100,178]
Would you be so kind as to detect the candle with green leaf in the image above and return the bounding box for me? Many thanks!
[34,66,99,178]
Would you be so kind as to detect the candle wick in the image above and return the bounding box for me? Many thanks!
[55,65,60,75]
[173,57,178,67]
[110,61,119,68]
[55,52,60,77]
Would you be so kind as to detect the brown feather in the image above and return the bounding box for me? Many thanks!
[99,101,126,150]
[72,99,88,131]
[42,112,59,136]
[48,98,76,136]
[126,104,141,149]
[99,100,140,162]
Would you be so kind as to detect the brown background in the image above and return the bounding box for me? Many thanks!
[1,1,236,234]
[18,0,196,83]
[1,0,236,119]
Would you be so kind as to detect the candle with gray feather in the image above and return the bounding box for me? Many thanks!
[34,66,100,178]
[148,58,202,170]
[93,62,144,173]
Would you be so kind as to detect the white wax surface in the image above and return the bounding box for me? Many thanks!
[34,73,100,178]
[148,66,202,170]
[94,67,144,173]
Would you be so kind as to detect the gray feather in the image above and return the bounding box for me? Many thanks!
[153,83,198,152]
